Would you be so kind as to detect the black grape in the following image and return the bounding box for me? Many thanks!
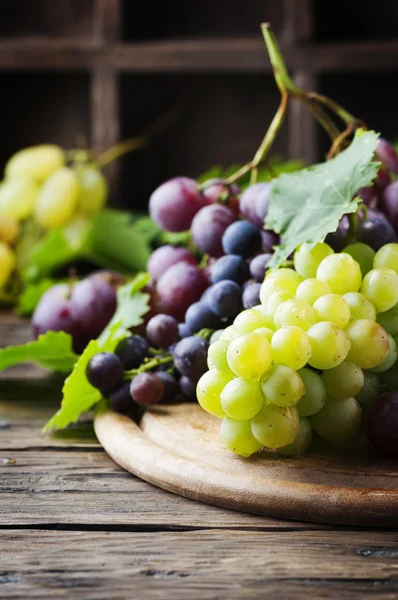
[109,381,134,412]
[365,392,398,456]
[173,336,209,381]
[115,335,149,369]
[242,282,261,308]
[185,301,220,333]
[210,254,250,285]
[207,280,242,319]
[146,314,179,348]
[86,352,124,393]
[249,253,272,282]
[222,221,262,258]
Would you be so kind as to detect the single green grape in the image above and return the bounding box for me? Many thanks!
[196,370,232,418]
[296,368,326,416]
[361,267,398,313]
[278,417,312,456]
[356,371,379,406]
[35,167,80,229]
[313,293,351,329]
[221,377,265,420]
[253,327,274,343]
[295,278,332,305]
[346,319,389,369]
[210,329,224,344]
[307,322,350,370]
[344,292,376,321]
[251,403,300,448]
[227,332,272,379]
[0,177,39,221]
[377,302,398,336]
[5,144,65,183]
[369,334,397,373]
[373,243,398,274]
[321,361,364,399]
[343,242,375,277]
[260,364,304,408]
[260,268,302,304]
[207,340,234,375]
[273,298,317,331]
[294,242,334,279]
[264,289,294,318]
[219,325,238,342]
[0,214,19,245]
[316,253,362,295]
[234,307,273,334]
[76,165,108,215]
[220,417,262,457]
[312,396,362,442]
[0,241,16,286]
[271,326,312,371]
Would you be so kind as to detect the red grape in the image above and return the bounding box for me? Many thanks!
[201,178,240,216]
[70,276,117,340]
[149,177,206,232]
[154,262,209,321]
[147,245,197,282]
[381,181,398,228]
[146,314,179,348]
[191,204,236,257]
[375,138,398,175]
[130,372,164,406]
[365,392,398,456]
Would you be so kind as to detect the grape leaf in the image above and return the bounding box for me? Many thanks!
[44,275,150,431]
[266,130,380,268]
[0,331,77,372]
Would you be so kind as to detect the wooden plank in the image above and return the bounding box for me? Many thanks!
[93,0,121,42]
[288,72,319,164]
[0,529,398,599]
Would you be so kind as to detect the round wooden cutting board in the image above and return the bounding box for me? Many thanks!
[94,403,398,527]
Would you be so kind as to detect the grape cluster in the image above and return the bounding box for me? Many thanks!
[0,144,107,289]
[198,240,398,457]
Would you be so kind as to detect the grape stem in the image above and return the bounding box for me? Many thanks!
[124,355,173,379]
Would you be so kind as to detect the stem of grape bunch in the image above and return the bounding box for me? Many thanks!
[228,23,362,185]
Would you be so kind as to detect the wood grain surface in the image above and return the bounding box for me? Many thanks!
[0,314,398,598]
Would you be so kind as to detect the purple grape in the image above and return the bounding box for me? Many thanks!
[179,375,197,401]
[201,178,240,216]
[115,335,149,369]
[147,245,197,282]
[156,371,179,403]
[254,182,271,224]
[173,336,209,380]
[240,183,268,227]
[356,186,378,207]
[222,221,262,258]
[109,381,133,412]
[86,352,124,393]
[376,167,391,190]
[184,301,220,333]
[250,253,271,282]
[191,204,236,257]
[242,282,261,308]
[32,284,87,353]
[325,228,348,252]
[375,138,398,174]
[70,276,117,340]
[210,254,250,285]
[261,230,279,253]
[154,263,209,321]
[130,372,164,406]
[178,322,192,338]
[365,392,398,456]
[207,280,242,319]
[146,314,179,349]
[381,181,398,228]
[149,177,206,232]
[356,216,397,250]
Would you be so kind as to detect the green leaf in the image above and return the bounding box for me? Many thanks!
[0,331,77,372]
[266,130,380,268]
[16,279,60,316]
[44,275,150,431]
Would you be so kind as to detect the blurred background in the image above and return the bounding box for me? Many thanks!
[0,0,398,210]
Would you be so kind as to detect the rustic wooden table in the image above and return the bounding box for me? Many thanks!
[1,315,398,599]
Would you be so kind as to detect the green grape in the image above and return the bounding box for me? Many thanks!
[251,403,300,448]
[296,368,326,416]
[273,298,317,331]
[379,362,398,392]
[278,417,312,456]
[250,306,275,330]
[207,340,234,375]
[321,361,364,399]
[253,327,274,343]
[0,241,16,286]
[260,364,304,407]
[0,214,19,245]
[344,292,376,321]
[227,332,272,379]
[234,307,273,334]
[260,268,302,305]
[316,253,362,294]
[76,165,107,215]
[196,370,232,418]
[295,278,332,305]
[377,302,398,336]
[373,243,398,274]
[264,289,294,318]
[221,377,265,420]
[63,214,91,248]
[271,326,312,371]
[356,371,379,406]
[307,322,350,370]
[219,325,238,342]
[346,319,389,369]
[210,330,224,344]
[343,242,375,277]
[5,144,65,183]
[35,167,80,229]
[361,267,398,313]
[293,242,334,279]
[369,334,397,373]
[313,293,350,329]
[220,417,262,457]
[0,177,39,221]
[312,396,362,442]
